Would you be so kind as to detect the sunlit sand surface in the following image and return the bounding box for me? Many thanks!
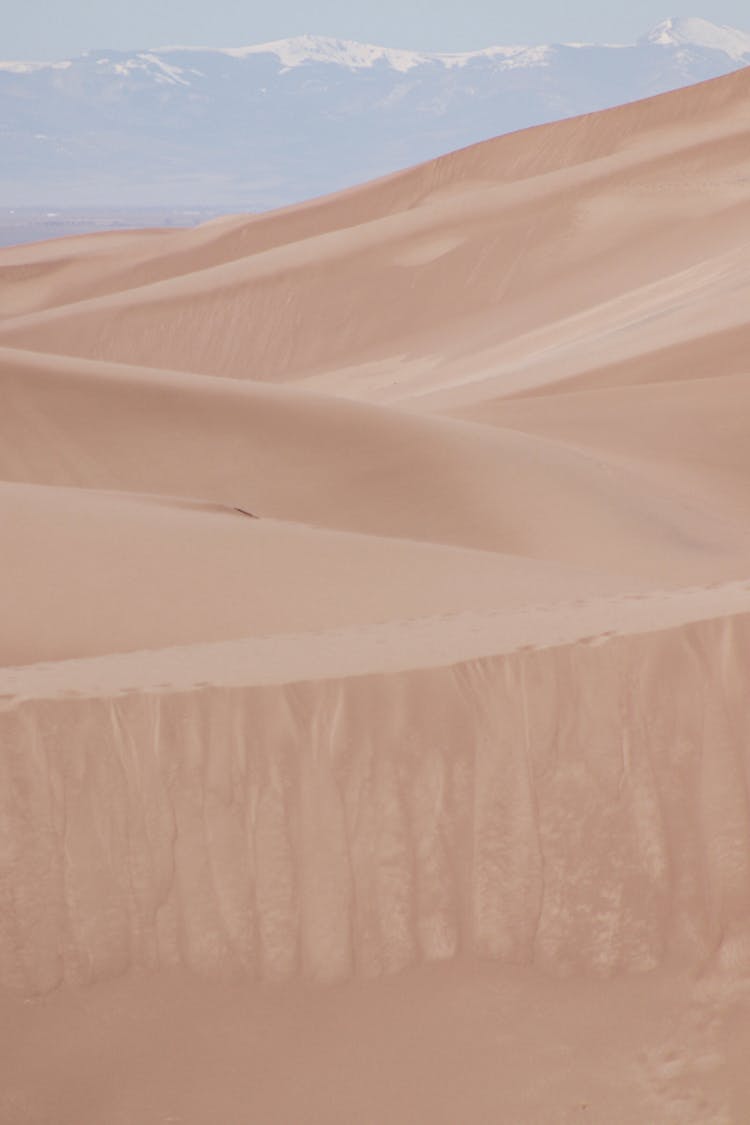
[2,67,750,1123]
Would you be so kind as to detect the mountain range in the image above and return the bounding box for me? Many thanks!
[2,16,750,208]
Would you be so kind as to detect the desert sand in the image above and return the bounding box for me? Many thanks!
[2,67,750,1123]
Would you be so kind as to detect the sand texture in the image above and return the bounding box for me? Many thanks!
[2,67,750,1123]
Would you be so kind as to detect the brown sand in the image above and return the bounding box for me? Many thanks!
[2,68,750,1122]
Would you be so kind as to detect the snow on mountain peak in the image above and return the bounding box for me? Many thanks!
[153,21,750,74]
[187,35,430,72]
[642,16,750,59]
[5,19,750,82]
[157,35,554,73]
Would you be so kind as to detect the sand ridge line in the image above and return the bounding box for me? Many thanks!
[2,578,749,705]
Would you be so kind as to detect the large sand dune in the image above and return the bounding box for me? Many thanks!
[2,68,750,1123]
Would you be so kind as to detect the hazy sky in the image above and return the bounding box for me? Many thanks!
[2,1,750,59]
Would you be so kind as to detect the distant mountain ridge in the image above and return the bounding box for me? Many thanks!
[1,16,749,209]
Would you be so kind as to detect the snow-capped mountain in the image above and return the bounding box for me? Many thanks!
[642,15,750,58]
[1,17,749,209]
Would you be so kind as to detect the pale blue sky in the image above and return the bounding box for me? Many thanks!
[2,1,750,60]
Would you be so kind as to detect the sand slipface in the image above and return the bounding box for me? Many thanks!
[2,67,750,1123]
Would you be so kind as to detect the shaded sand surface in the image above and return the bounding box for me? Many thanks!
[3,67,750,1122]
[0,963,735,1125]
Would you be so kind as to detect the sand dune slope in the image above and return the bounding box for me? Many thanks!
[449,374,750,518]
[3,479,644,665]
[1,346,748,590]
[1,70,750,397]
[2,599,750,995]
[2,65,750,1124]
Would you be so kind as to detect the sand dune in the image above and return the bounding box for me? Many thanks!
[1,69,750,396]
[2,346,748,591]
[449,374,750,520]
[3,479,647,665]
[2,67,750,1123]
[3,601,750,995]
